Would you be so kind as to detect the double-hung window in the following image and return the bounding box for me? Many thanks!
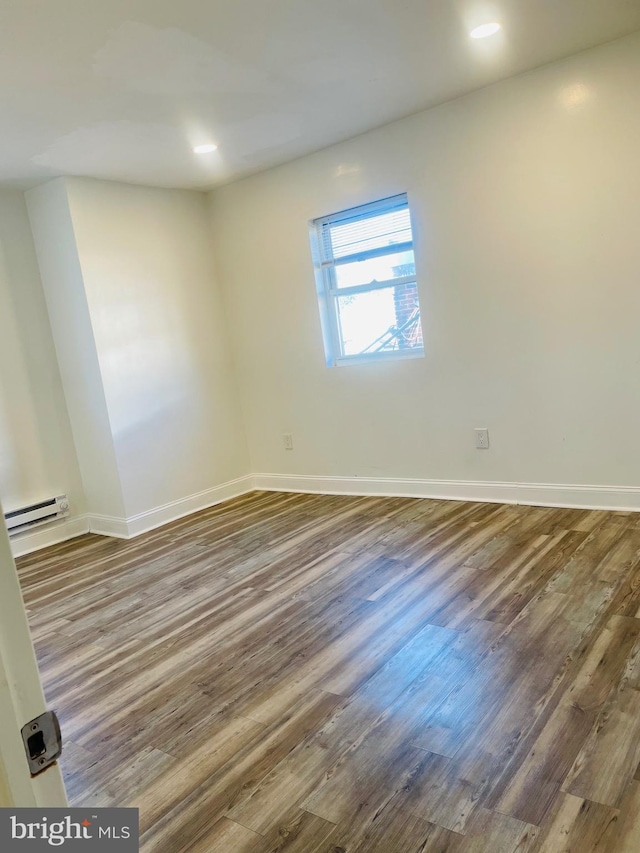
[310,193,423,366]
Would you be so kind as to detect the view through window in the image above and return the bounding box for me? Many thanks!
[311,194,424,365]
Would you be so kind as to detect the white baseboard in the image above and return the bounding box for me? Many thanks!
[122,474,255,537]
[88,474,255,540]
[13,472,640,558]
[87,513,130,539]
[253,473,640,512]
[10,515,91,558]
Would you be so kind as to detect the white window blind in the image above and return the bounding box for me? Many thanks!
[311,194,424,365]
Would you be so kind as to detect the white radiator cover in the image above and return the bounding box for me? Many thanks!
[4,496,70,535]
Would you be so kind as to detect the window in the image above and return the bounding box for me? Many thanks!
[310,193,423,366]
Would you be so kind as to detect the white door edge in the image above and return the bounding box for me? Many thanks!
[0,504,67,807]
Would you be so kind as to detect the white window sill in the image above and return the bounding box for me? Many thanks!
[331,349,425,367]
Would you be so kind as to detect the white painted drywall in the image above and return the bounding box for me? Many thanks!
[26,179,126,520]
[43,178,249,519]
[0,190,85,519]
[209,32,640,489]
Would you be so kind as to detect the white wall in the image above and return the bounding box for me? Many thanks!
[28,178,250,523]
[26,180,126,521]
[0,190,85,518]
[66,179,250,518]
[209,32,640,492]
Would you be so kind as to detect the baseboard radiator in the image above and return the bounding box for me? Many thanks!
[4,496,70,536]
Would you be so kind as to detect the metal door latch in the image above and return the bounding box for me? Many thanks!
[21,711,62,776]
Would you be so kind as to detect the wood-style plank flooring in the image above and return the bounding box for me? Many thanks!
[16,490,640,852]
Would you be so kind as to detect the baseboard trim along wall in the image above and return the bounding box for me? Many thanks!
[86,513,130,539]
[10,472,640,557]
[10,475,255,556]
[89,474,256,540]
[10,515,91,558]
[252,473,640,513]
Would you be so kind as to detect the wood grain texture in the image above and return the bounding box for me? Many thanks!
[16,490,640,852]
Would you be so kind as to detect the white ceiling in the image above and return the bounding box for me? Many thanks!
[2,1,640,190]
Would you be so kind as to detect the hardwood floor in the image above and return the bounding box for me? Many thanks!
[16,490,640,852]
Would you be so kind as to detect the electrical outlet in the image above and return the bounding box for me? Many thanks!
[475,428,490,449]
[283,433,294,451]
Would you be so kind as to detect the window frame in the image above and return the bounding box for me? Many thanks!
[310,193,424,367]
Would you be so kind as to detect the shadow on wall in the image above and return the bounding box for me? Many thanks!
[0,207,80,512]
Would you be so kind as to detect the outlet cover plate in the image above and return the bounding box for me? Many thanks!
[475,428,490,449]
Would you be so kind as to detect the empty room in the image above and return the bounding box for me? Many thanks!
[1,2,640,851]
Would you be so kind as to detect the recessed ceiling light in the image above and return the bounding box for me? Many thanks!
[193,143,218,154]
[470,22,501,39]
